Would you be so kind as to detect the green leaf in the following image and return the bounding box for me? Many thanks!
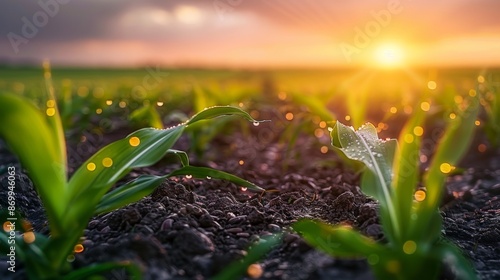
[167,166,264,192]
[424,96,480,207]
[129,104,164,129]
[293,219,383,257]
[44,68,68,181]
[0,94,67,235]
[61,261,142,280]
[288,91,336,122]
[330,121,399,238]
[54,106,260,270]
[187,106,261,125]
[391,109,425,240]
[65,127,185,228]
[94,175,165,215]
[212,234,282,280]
[166,149,190,167]
[432,241,478,280]
[68,106,259,224]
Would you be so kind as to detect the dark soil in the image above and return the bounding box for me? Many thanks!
[1,110,499,280]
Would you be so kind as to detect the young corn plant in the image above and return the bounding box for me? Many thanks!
[293,96,479,280]
[0,92,263,279]
[479,77,500,148]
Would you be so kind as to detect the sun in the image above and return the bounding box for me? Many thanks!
[373,43,405,68]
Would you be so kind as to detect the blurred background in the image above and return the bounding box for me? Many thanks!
[1,0,500,68]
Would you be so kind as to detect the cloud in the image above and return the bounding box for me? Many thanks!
[2,0,500,66]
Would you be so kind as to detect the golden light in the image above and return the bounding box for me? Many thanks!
[314,128,324,138]
[404,133,414,143]
[420,154,428,163]
[403,105,413,114]
[427,81,437,90]
[403,240,417,254]
[23,232,36,244]
[86,162,96,171]
[175,5,203,25]
[46,108,56,117]
[129,136,141,147]
[413,126,424,136]
[414,190,426,202]
[247,263,263,279]
[74,244,84,253]
[285,112,294,121]
[420,102,430,112]
[478,144,487,153]
[440,163,453,174]
[102,157,113,168]
[3,221,13,232]
[250,110,260,118]
[320,146,329,154]
[454,95,463,104]
[373,43,405,68]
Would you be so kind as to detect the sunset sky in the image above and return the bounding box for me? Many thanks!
[1,0,500,68]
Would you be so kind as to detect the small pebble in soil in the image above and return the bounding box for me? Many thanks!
[229,215,246,224]
[268,224,281,232]
[160,219,174,231]
[174,229,215,255]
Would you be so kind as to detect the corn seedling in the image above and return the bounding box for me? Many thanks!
[0,92,263,279]
[128,103,164,129]
[479,76,500,147]
[293,95,479,279]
